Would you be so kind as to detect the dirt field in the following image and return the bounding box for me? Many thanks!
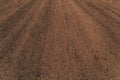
[0,0,120,80]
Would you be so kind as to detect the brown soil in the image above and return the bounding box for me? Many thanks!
[0,0,120,80]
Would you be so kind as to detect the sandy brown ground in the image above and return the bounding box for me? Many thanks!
[0,0,120,80]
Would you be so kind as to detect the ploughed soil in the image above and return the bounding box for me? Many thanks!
[0,0,120,80]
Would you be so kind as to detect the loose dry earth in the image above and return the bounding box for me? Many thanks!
[0,0,120,80]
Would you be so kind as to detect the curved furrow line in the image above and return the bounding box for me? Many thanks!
[0,0,43,44]
[0,0,120,80]
[0,0,45,61]
[88,2,120,46]
[0,0,30,16]
[72,0,120,61]
[74,0,120,46]
[87,1,120,23]
[61,1,98,79]
[91,0,120,12]
[63,1,109,79]
[63,0,120,79]
[11,1,54,80]
[0,0,39,42]
[0,0,50,79]
[93,2,120,18]
[0,0,31,22]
